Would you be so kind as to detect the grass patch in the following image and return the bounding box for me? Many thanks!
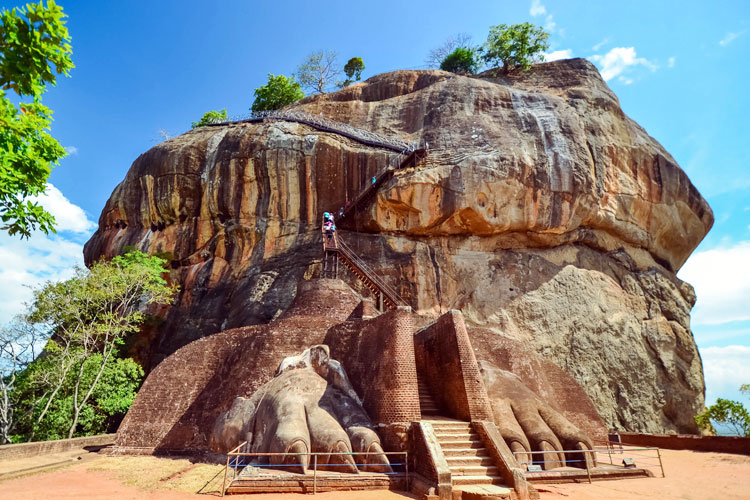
[88,456,225,494]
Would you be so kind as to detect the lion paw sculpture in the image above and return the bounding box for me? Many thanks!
[210,345,391,473]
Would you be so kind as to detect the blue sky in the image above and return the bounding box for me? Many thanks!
[1,0,748,410]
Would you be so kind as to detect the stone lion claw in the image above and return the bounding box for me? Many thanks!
[210,345,391,474]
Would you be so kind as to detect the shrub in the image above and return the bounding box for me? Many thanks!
[440,47,479,74]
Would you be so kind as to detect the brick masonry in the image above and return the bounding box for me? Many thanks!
[325,306,421,427]
[0,434,114,461]
[620,432,750,455]
[414,310,493,422]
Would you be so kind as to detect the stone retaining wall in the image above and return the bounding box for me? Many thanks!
[619,432,750,455]
[0,434,115,461]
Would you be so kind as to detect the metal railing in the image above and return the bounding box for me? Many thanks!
[513,444,664,484]
[204,110,418,154]
[221,441,408,496]
[337,237,409,308]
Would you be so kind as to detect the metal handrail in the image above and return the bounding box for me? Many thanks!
[222,448,408,496]
[512,445,665,482]
[337,237,408,307]
[204,110,417,154]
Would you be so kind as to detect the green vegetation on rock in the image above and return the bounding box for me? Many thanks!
[251,73,304,112]
[339,57,365,88]
[0,0,74,238]
[191,108,227,128]
[481,22,549,73]
[440,47,480,74]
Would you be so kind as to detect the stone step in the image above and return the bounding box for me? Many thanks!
[429,422,472,429]
[456,484,513,500]
[438,439,484,450]
[443,448,491,458]
[445,456,495,467]
[452,475,504,486]
[449,465,500,476]
[435,431,479,440]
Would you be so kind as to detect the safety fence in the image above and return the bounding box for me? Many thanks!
[221,441,408,496]
[337,237,409,309]
[513,443,664,484]
[204,110,418,154]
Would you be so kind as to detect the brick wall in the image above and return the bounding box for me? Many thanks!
[620,433,750,455]
[414,310,493,421]
[115,278,363,454]
[0,434,114,461]
[325,306,421,426]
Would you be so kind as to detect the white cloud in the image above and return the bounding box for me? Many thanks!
[544,15,556,33]
[618,76,634,85]
[678,241,750,325]
[0,231,86,325]
[0,185,96,326]
[65,146,78,155]
[700,345,750,405]
[589,47,658,81]
[719,31,745,47]
[543,49,573,62]
[530,0,546,16]
[29,183,97,233]
[667,57,676,68]
[592,38,610,51]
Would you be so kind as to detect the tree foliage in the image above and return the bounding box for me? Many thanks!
[13,354,143,441]
[0,318,42,443]
[425,33,473,69]
[440,47,479,74]
[296,50,341,94]
[339,57,365,88]
[695,393,750,437]
[191,108,227,128]
[7,251,175,441]
[481,22,549,73]
[0,0,74,238]
[251,73,304,112]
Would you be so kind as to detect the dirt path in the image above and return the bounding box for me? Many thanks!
[537,448,750,500]
[0,448,747,499]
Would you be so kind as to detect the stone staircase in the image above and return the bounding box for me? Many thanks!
[428,419,509,494]
[418,378,440,416]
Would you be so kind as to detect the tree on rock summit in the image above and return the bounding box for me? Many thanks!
[339,57,365,88]
[481,22,549,73]
[296,50,341,94]
[191,108,228,128]
[440,47,480,74]
[251,74,305,112]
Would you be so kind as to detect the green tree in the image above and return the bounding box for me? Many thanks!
[191,108,227,128]
[296,50,341,94]
[0,0,74,238]
[695,394,750,437]
[440,47,479,74]
[425,33,473,69]
[339,57,365,88]
[481,22,549,73]
[251,73,305,112]
[14,251,176,439]
[14,354,143,440]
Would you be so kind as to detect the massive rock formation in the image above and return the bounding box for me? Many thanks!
[84,58,712,434]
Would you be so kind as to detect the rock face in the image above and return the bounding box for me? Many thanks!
[84,59,712,434]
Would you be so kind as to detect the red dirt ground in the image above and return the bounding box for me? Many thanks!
[0,448,747,499]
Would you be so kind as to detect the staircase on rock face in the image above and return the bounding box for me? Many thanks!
[427,419,510,496]
[418,378,440,416]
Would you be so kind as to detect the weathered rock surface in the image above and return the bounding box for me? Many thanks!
[84,59,712,433]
